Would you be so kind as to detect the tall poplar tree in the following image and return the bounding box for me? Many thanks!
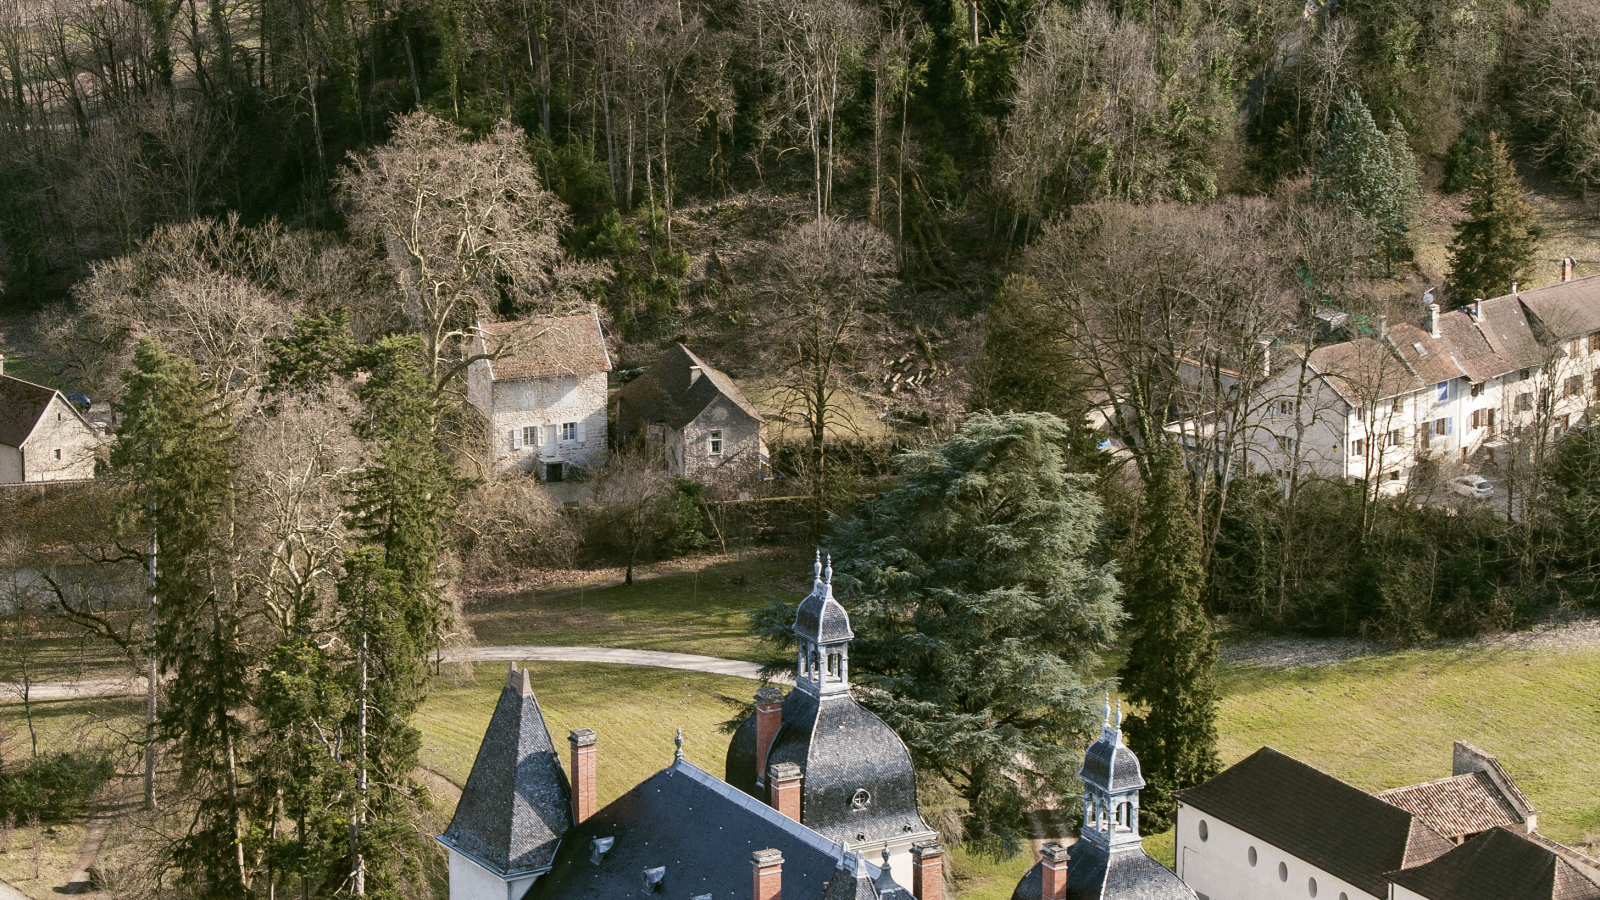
[1118,446,1220,822]
[1448,133,1541,303]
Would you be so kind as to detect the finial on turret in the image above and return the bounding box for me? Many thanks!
[674,727,684,762]
[1103,692,1111,724]
[825,555,833,585]
[814,549,823,584]
[1116,699,1123,729]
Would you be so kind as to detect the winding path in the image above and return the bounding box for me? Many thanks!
[0,646,787,701]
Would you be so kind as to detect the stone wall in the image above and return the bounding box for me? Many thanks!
[17,396,99,482]
[485,371,610,478]
[673,397,760,484]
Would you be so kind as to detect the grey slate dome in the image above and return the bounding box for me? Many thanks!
[794,557,855,646]
[1080,701,1145,796]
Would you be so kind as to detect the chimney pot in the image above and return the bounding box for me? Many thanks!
[754,687,784,786]
[1428,302,1441,339]
[912,842,944,900]
[768,762,802,821]
[1258,338,1272,379]
[1564,257,1577,283]
[1377,315,1388,340]
[689,364,703,385]
[569,728,598,824]
[752,849,784,900]
[1473,299,1483,321]
[1040,842,1070,900]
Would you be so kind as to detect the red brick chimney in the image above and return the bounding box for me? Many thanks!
[912,842,944,900]
[1564,257,1577,283]
[1040,842,1070,900]
[754,686,783,786]
[768,762,802,821]
[568,728,597,824]
[752,849,783,900]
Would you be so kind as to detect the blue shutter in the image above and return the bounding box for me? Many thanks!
[1446,417,1454,435]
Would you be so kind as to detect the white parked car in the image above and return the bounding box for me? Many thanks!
[1449,475,1494,499]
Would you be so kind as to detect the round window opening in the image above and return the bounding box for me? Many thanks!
[1279,862,1289,882]
[1308,876,1319,897]
[1248,847,1258,867]
[851,789,872,810]
[1197,820,1209,842]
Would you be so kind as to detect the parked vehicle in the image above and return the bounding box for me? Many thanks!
[1449,474,1494,499]
[64,392,91,412]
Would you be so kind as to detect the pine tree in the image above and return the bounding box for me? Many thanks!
[1118,446,1220,822]
[111,339,251,894]
[1312,92,1419,272]
[755,412,1123,856]
[1448,133,1540,303]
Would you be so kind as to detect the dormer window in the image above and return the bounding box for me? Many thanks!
[1413,342,1427,357]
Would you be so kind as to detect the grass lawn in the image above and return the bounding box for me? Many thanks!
[462,550,809,661]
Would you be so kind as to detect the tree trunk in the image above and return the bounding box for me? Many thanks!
[351,631,367,895]
[145,522,158,810]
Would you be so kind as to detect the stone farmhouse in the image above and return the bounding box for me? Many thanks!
[466,312,611,483]
[1173,742,1600,900]
[0,370,100,483]
[616,343,765,484]
[1248,264,1600,491]
[438,556,940,900]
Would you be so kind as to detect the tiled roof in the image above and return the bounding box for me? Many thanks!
[1386,827,1600,900]
[1517,274,1600,341]
[1010,843,1195,900]
[1306,338,1423,404]
[439,664,573,876]
[1375,771,1527,841]
[1174,748,1452,897]
[1388,322,1469,386]
[617,343,762,430]
[0,375,64,448]
[477,313,611,381]
[524,758,913,899]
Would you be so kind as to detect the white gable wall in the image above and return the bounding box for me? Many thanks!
[16,394,98,483]
[445,847,539,900]
[1175,801,1378,900]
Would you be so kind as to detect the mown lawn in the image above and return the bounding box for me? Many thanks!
[462,550,808,661]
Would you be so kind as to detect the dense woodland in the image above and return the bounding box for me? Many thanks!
[0,0,1596,894]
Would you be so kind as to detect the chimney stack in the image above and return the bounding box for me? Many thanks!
[912,842,944,900]
[689,364,703,385]
[1473,299,1483,321]
[1428,302,1441,339]
[1563,257,1577,283]
[754,687,783,786]
[752,849,784,900]
[569,728,598,824]
[768,763,802,821]
[1040,842,1070,900]
[1258,338,1272,379]
[0,353,6,375]
[1377,315,1388,341]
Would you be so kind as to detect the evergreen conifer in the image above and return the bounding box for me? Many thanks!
[1448,133,1540,303]
[1118,446,1220,822]
[1312,92,1420,272]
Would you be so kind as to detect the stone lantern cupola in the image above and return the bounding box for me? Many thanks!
[794,553,854,697]
[1079,696,1146,851]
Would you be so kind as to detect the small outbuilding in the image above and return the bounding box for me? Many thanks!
[616,343,763,484]
[0,372,99,483]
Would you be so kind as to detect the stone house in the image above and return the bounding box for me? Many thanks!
[0,372,100,483]
[437,557,936,900]
[466,313,611,482]
[615,343,764,484]
[1248,265,1600,492]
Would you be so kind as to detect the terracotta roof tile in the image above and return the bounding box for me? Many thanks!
[478,313,611,381]
[1517,274,1600,341]
[1375,772,1526,841]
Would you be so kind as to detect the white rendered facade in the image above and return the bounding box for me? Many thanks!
[1175,801,1376,900]
[0,390,100,483]
[443,846,541,900]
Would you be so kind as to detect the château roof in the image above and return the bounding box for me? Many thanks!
[1174,747,1452,897]
[1375,771,1529,842]
[1080,700,1145,797]
[1010,843,1196,900]
[1386,827,1600,900]
[439,664,573,876]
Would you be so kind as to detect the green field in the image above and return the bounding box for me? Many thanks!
[462,551,805,661]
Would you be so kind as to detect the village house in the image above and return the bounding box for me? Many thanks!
[615,343,764,484]
[0,366,100,483]
[1248,262,1600,491]
[1172,741,1600,900]
[466,313,611,483]
[438,556,940,900]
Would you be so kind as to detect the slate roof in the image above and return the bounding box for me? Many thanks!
[1081,723,1144,796]
[523,758,914,900]
[0,375,67,448]
[1174,748,1452,897]
[1010,843,1195,900]
[617,343,762,431]
[1375,771,1528,841]
[795,577,855,646]
[1517,273,1600,341]
[727,687,930,849]
[439,664,573,876]
[1386,827,1600,900]
[477,313,611,381]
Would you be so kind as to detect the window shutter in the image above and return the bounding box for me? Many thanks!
[1446,417,1454,435]
[576,422,586,443]
[511,428,521,450]
[532,424,543,446]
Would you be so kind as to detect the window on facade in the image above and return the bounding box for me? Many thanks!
[1571,340,1582,357]
[1590,334,1600,353]
[53,449,60,460]
[1308,877,1318,897]
[1351,438,1366,456]
[1471,381,1483,397]
[1558,414,1571,433]
[561,422,577,442]
[1437,381,1450,403]
[1198,820,1209,841]
[1567,375,1585,397]
[1276,399,1294,416]
[1278,862,1289,882]
[1516,392,1533,412]
[1392,397,1404,413]
[1387,429,1404,447]
[1248,847,1258,867]
[1594,370,1600,400]
[708,430,723,455]
[1389,470,1401,481]
[1275,435,1296,455]
[1437,417,1451,436]
[522,425,538,448]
